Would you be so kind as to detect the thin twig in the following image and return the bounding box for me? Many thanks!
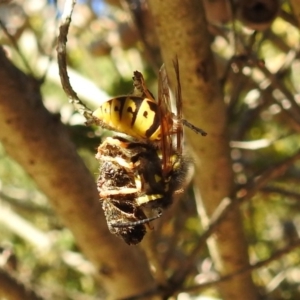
[0,269,45,300]
[167,150,300,295]
[56,0,94,122]
[181,238,300,294]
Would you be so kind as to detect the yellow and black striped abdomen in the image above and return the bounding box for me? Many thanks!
[93,96,161,140]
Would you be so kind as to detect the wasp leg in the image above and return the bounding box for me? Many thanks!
[110,210,162,228]
[182,119,207,136]
[132,70,155,100]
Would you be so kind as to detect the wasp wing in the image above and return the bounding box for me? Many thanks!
[172,57,184,154]
[158,63,174,178]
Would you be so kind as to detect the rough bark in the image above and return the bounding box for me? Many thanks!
[0,47,156,299]
[147,0,258,299]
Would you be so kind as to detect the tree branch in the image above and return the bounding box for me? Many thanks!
[147,0,258,299]
[0,47,156,299]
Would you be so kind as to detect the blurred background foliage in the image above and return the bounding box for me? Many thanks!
[0,0,300,299]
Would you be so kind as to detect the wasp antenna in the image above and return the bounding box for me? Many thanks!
[182,119,207,136]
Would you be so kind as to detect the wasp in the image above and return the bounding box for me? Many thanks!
[96,136,164,244]
[92,60,206,142]
[93,58,206,244]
